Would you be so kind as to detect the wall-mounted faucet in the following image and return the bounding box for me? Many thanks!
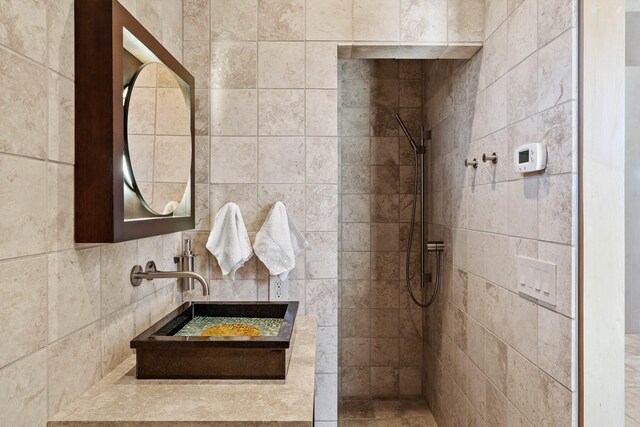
[130,260,210,296]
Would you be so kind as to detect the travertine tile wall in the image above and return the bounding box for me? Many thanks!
[0,1,186,426]
[182,1,341,424]
[338,59,425,398]
[421,0,578,425]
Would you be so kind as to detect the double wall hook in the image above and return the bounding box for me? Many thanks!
[464,158,478,168]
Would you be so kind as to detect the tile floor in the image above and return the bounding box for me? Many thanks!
[628,335,640,426]
[338,398,437,426]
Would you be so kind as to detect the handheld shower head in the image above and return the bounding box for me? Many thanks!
[394,113,425,154]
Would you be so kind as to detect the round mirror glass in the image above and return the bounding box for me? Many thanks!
[124,62,192,215]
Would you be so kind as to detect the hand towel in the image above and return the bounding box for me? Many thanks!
[206,202,253,280]
[254,202,308,281]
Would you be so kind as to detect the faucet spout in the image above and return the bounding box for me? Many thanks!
[130,261,210,296]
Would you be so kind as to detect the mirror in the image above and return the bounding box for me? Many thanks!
[124,62,192,215]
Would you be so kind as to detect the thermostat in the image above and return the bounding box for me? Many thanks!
[514,143,547,173]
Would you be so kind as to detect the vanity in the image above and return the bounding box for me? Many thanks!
[56,2,318,425]
[48,316,316,426]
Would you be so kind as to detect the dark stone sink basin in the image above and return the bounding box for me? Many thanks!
[130,301,298,380]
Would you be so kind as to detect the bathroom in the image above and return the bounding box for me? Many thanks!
[0,0,630,426]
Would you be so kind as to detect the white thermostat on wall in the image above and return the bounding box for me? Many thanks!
[513,143,547,173]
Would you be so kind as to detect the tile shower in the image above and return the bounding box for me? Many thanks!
[339,59,425,397]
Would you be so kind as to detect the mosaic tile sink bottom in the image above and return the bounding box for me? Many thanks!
[173,316,283,337]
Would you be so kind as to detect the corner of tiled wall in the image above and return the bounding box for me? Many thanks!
[0,1,186,424]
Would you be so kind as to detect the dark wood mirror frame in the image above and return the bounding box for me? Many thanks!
[74,0,195,243]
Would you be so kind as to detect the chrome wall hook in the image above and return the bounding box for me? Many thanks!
[464,158,478,168]
[482,152,498,164]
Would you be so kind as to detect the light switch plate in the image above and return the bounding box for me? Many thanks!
[517,256,557,306]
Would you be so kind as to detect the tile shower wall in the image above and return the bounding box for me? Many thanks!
[421,0,578,425]
[338,59,425,398]
[0,1,185,425]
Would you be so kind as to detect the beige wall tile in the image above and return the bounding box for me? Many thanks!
[0,349,46,426]
[0,155,46,259]
[306,43,338,89]
[258,89,305,135]
[538,101,575,175]
[317,326,338,373]
[183,0,209,41]
[307,184,339,231]
[101,241,138,316]
[184,41,210,88]
[537,0,574,47]
[258,0,305,40]
[210,137,258,183]
[507,0,537,69]
[448,0,485,42]
[0,256,46,368]
[306,0,352,40]
[507,53,538,125]
[211,0,257,41]
[48,248,101,342]
[48,323,102,415]
[306,90,338,136]
[306,279,338,325]
[353,0,400,41]
[485,0,507,39]
[506,346,541,423]
[484,23,508,87]
[101,305,135,375]
[210,89,258,135]
[47,0,74,78]
[47,163,74,251]
[341,366,371,395]
[257,183,305,228]
[537,307,572,389]
[400,0,447,42]
[258,136,305,182]
[0,0,46,62]
[306,137,338,184]
[258,42,305,88]
[538,173,573,245]
[0,47,47,159]
[306,232,339,279]
[507,177,538,239]
[195,90,210,135]
[342,337,370,366]
[371,366,399,394]
[48,72,74,164]
[537,29,575,111]
[210,42,257,88]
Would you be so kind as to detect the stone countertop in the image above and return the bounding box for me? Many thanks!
[48,316,317,427]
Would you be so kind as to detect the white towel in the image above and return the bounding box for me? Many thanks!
[254,202,308,281]
[206,202,253,280]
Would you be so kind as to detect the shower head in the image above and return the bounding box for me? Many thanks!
[394,113,423,154]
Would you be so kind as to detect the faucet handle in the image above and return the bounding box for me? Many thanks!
[145,261,157,273]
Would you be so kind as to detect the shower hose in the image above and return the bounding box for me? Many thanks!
[405,149,441,308]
